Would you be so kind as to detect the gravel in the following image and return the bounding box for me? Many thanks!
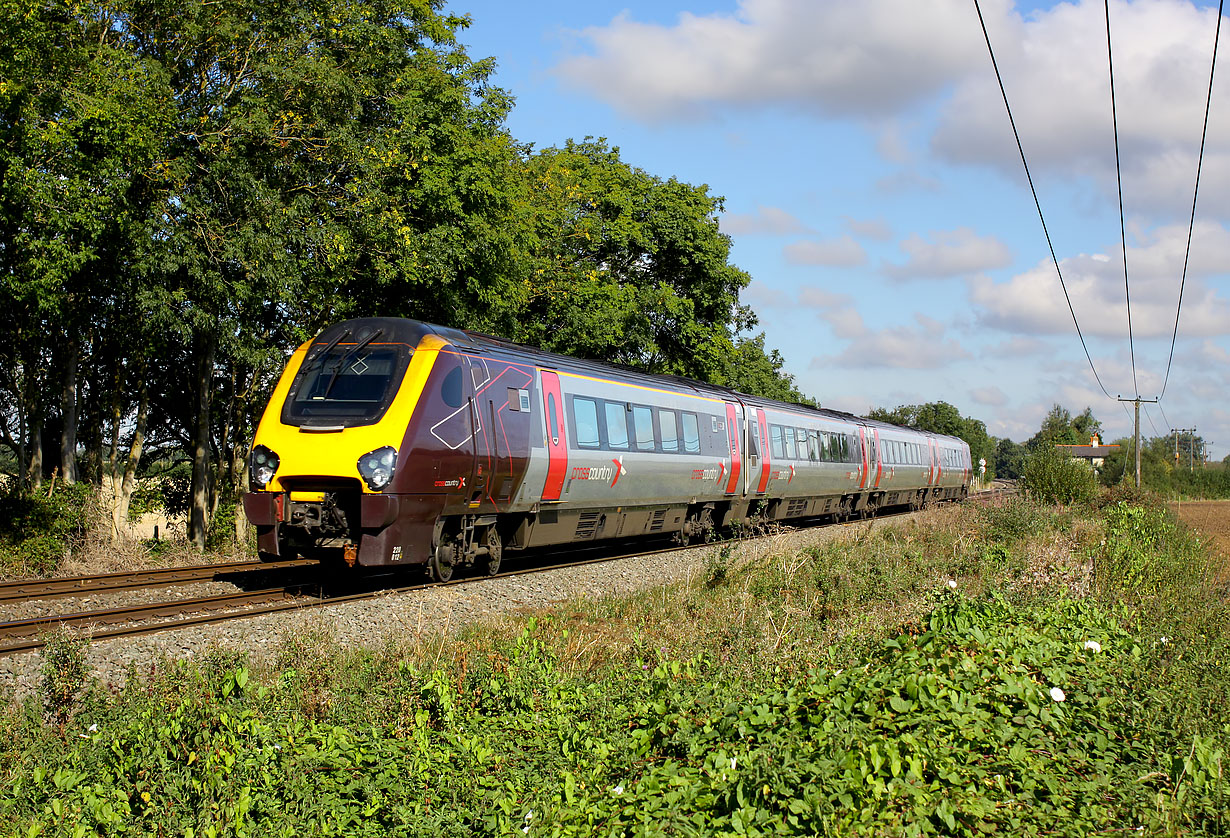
[0,516,910,699]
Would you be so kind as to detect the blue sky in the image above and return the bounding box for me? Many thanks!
[444,0,1230,457]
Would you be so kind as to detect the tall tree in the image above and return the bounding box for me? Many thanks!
[515,139,752,381]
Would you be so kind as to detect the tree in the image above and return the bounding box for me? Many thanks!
[514,139,752,382]
[1027,404,1102,450]
[991,438,1026,480]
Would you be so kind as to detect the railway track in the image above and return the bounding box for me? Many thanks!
[0,490,1017,658]
[0,558,319,604]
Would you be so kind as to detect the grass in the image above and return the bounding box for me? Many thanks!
[1,494,1228,836]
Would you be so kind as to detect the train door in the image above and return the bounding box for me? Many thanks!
[540,370,568,501]
[723,403,741,495]
[755,408,771,493]
[872,429,883,488]
[857,427,869,489]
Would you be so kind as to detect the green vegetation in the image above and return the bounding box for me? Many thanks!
[0,483,93,575]
[2,496,1227,835]
[1020,445,1099,506]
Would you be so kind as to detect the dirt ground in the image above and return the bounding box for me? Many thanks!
[1168,499,1230,567]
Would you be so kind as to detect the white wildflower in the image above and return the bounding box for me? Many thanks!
[947,579,958,590]
[1049,687,1066,702]
[1160,636,1169,645]
[730,756,737,770]
[87,723,98,732]
[613,784,624,796]
[1083,640,1101,654]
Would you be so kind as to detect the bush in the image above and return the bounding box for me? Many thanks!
[0,482,94,575]
[1020,446,1097,506]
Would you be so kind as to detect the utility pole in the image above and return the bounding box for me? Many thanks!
[1118,396,1158,488]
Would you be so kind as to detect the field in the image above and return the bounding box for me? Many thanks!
[1171,499,1230,564]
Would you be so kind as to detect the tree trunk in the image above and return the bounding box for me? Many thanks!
[112,376,150,543]
[59,338,79,484]
[27,417,43,489]
[188,334,216,549]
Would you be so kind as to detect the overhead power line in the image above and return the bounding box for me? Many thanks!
[1104,0,1139,398]
[973,0,1114,400]
[1161,0,1224,400]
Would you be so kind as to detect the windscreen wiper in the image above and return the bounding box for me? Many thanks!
[302,329,350,376]
[322,329,383,399]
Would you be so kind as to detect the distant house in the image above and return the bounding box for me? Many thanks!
[1055,434,1120,470]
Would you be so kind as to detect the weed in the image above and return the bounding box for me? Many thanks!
[38,626,90,726]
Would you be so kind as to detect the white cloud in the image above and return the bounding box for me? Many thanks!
[810,314,972,369]
[970,385,1010,407]
[932,0,1230,216]
[844,216,893,241]
[784,235,867,266]
[798,287,852,309]
[969,222,1230,338]
[554,0,991,122]
[742,280,791,309]
[884,227,1013,280]
[721,205,811,235]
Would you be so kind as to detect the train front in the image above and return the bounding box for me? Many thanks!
[241,318,449,568]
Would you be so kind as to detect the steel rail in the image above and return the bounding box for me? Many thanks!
[0,558,319,604]
[0,493,1014,658]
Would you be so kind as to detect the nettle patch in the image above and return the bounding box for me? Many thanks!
[530,592,1228,837]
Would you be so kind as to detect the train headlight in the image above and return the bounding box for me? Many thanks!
[358,446,397,491]
[250,445,280,490]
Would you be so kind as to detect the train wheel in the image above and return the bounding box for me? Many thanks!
[429,541,457,582]
[484,528,502,576]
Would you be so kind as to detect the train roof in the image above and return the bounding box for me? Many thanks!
[313,317,969,448]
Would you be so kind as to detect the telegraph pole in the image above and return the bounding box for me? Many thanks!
[1118,396,1158,488]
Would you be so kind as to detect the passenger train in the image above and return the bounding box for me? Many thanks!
[242,318,972,579]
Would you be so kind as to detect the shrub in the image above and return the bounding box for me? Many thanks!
[1020,446,1098,506]
[39,627,90,726]
[0,482,94,575]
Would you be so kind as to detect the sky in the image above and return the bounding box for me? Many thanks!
[442,0,1230,458]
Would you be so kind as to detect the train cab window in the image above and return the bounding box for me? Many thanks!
[769,425,785,459]
[573,397,600,449]
[783,427,796,460]
[659,409,679,452]
[682,412,701,453]
[632,405,655,451]
[605,402,629,450]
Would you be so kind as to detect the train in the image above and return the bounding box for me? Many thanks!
[242,317,973,579]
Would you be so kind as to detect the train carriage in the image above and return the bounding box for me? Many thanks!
[242,317,972,577]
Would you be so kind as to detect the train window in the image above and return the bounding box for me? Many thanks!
[783,427,796,460]
[808,430,820,461]
[441,366,463,408]
[605,402,629,450]
[847,434,858,463]
[682,413,701,453]
[573,397,600,449]
[798,428,810,459]
[769,425,784,459]
[659,409,679,452]
[632,405,655,451]
[749,417,761,457]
